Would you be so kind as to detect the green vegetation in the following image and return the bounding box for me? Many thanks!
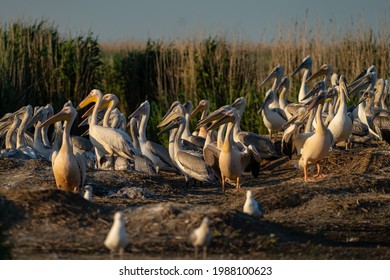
[1,19,389,140]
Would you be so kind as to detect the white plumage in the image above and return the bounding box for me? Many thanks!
[104,211,129,259]
[190,217,212,259]
[243,190,264,217]
[83,185,93,202]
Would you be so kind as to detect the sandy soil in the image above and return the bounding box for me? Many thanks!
[0,144,390,260]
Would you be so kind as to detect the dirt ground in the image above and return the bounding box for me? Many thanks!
[0,143,390,260]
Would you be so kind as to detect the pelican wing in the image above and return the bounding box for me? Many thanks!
[237,131,279,159]
[176,150,209,176]
[351,120,369,136]
[146,141,174,167]
[271,108,288,122]
[203,144,221,179]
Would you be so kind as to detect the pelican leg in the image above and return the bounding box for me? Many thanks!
[111,155,115,171]
[314,163,326,179]
[202,245,207,259]
[221,176,226,192]
[236,177,240,189]
[269,129,272,140]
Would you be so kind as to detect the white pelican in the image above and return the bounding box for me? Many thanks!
[299,91,334,182]
[261,64,284,109]
[291,55,312,102]
[83,185,93,202]
[243,190,264,217]
[39,103,86,192]
[128,117,157,175]
[104,211,129,259]
[158,105,216,185]
[189,217,212,259]
[206,108,252,191]
[129,100,176,173]
[258,89,288,139]
[77,89,135,171]
[327,75,353,145]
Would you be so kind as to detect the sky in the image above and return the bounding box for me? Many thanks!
[1,0,389,42]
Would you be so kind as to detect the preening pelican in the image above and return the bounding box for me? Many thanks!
[190,217,212,259]
[291,55,312,102]
[39,103,86,192]
[77,89,135,171]
[299,91,333,182]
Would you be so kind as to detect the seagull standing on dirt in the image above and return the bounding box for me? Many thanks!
[104,211,129,259]
[83,185,93,202]
[190,217,212,259]
[243,190,264,217]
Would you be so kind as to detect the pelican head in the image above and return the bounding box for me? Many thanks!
[348,73,376,96]
[276,76,290,92]
[196,105,232,129]
[301,80,326,102]
[207,108,238,131]
[191,99,210,118]
[183,101,193,114]
[355,90,375,107]
[157,103,184,128]
[338,75,350,101]
[231,97,246,117]
[81,93,118,119]
[39,104,77,128]
[306,64,332,83]
[128,100,150,119]
[76,89,103,110]
[157,116,182,136]
[261,64,284,87]
[257,89,275,114]
[291,55,312,77]
[162,101,181,120]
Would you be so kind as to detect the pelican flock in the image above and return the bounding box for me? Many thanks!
[1,56,389,259]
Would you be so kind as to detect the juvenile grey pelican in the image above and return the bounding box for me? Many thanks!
[258,89,288,139]
[158,104,216,185]
[243,190,264,217]
[299,91,334,182]
[356,90,390,144]
[39,103,86,192]
[261,64,284,109]
[104,211,129,259]
[77,90,135,171]
[129,100,176,173]
[190,217,212,259]
[291,55,312,102]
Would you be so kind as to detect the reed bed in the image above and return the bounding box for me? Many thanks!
[0,18,389,140]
